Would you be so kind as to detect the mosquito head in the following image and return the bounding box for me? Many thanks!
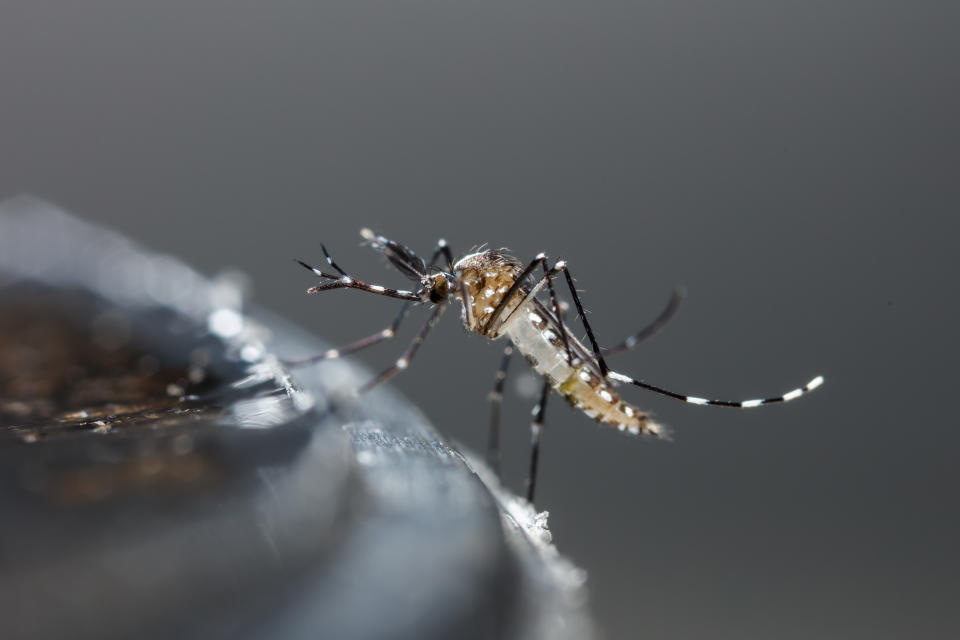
[421,272,452,304]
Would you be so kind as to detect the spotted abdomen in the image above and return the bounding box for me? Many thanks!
[501,303,665,437]
[555,365,664,437]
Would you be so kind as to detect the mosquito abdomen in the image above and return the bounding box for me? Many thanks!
[502,301,665,437]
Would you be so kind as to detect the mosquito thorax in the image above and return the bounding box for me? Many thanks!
[452,250,523,335]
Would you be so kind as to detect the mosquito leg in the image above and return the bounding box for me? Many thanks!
[602,288,686,357]
[358,302,447,393]
[291,237,453,366]
[283,302,411,367]
[493,256,574,363]
[299,233,449,301]
[605,370,825,408]
[486,344,513,475]
[360,227,451,276]
[430,238,455,272]
[491,258,673,368]
[494,264,568,333]
[525,380,551,504]
[486,253,572,336]
[358,228,429,281]
[318,243,349,277]
[459,277,475,330]
[552,264,826,406]
[483,253,550,335]
[296,259,422,301]
[540,260,576,366]
[555,266,613,377]
[304,242,421,300]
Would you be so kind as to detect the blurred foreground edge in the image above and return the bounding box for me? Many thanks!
[0,196,593,640]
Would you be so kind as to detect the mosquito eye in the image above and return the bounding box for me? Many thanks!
[429,276,450,303]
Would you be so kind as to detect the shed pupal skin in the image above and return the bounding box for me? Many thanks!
[453,251,664,437]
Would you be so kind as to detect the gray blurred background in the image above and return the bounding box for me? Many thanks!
[1,2,957,638]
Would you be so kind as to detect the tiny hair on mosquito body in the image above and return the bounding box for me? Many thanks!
[291,229,824,503]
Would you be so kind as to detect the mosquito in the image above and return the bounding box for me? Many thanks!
[290,229,824,503]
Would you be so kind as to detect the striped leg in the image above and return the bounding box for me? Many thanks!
[360,227,455,275]
[486,345,513,475]
[296,258,422,302]
[430,238,455,272]
[540,259,576,365]
[606,371,825,408]
[359,228,429,280]
[485,253,568,336]
[283,303,411,367]
[483,253,549,335]
[525,381,551,504]
[558,267,611,377]
[554,263,825,407]
[358,301,447,393]
[490,259,681,361]
[291,238,452,366]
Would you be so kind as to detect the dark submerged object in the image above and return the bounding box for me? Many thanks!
[0,197,592,640]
